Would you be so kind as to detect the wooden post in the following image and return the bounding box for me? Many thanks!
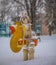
[28,44,34,60]
[23,45,28,61]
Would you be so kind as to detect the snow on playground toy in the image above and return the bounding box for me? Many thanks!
[10,15,38,54]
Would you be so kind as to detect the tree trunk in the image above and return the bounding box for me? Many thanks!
[25,0,37,31]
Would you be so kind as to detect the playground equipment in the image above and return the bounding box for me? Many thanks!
[10,15,38,60]
[10,21,27,53]
[0,22,10,37]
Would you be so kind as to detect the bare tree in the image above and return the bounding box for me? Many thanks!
[15,0,39,30]
[45,0,56,35]
[24,0,38,30]
[0,0,45,32]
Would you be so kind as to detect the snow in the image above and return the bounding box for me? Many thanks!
[0,35,56,65]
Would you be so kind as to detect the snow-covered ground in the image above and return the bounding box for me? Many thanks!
[0,35,56,65]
